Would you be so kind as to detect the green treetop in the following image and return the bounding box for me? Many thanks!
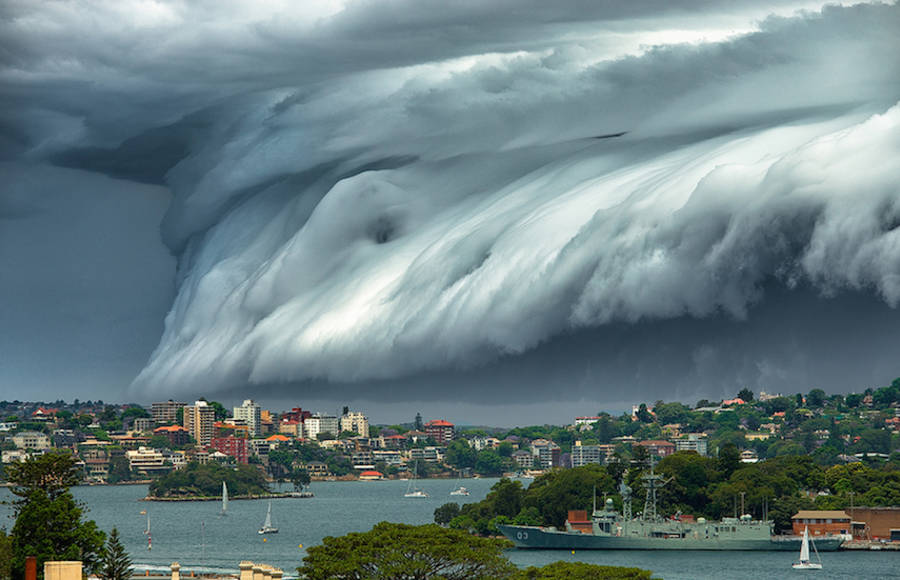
[7,452,106,578]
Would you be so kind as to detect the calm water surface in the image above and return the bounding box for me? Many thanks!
[1,480,897,579]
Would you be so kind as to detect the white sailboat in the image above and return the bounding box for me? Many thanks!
[404,460,428,498]
[258,501,278,534]
[143,511,152,551]
[220,481,228,517]
[792,526,823,570]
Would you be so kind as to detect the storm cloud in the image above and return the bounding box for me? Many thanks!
[1,1,899,422]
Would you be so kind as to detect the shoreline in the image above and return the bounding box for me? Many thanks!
[143,491,313,501]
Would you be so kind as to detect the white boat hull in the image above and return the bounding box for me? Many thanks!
[792,563,822,570]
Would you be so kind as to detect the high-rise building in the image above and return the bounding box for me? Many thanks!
[151,400,186,425]
[183,400,216,446]
[340,411,369,437]
[304,414,339,440]
[233,399,262,437]
[424,419,454,444]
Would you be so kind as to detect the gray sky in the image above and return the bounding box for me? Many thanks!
[1,1,899,425]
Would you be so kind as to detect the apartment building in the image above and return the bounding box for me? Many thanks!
[340,411,370,438]
[12,430,51,449]
[233,399,262,437]
[304,414,339,440]
[424,419,454,444]
[126,446,169,475]
[673,433,709,456]
[183,400,216,446]
[151,400,186,425]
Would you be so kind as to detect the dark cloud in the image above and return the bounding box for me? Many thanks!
[0,1,898,418]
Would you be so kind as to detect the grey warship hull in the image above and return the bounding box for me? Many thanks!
[498,524,844,551]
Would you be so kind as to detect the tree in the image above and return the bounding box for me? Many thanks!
[8,452,106,577]
[414,413,423,431]
[121,406,150,420]
[147,435,170,449]
[434,502,461,525]
[100,528,132,580]
[636,404,653,423]
[208,401,228,421]
[290,468,311,492]
[514,561,653,580]
[6,452,81,499]
[297,522,516,580]
[737,388,754,403]
[806,389,826,409]
[0,529,12,580]
[474,449,505,477]
[445,440,477,469]
[717,444,741,479]
[107,455,132,484]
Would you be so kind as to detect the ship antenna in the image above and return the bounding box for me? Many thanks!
[593,485,597,514]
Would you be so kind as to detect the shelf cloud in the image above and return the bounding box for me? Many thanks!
[2,1,899,419]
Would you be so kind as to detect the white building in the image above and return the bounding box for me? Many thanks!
[512,450,534,469]
[2,449,29,463]
[571,442,606,467]
[233,399,262,437]
[409,446,444,463]
[12,431,51,450]
[531,439,561,469]
[574,416,602,431]
[305,414,339,440]
[126,447,169,474]
[340,411,370,438]
[673,434,709,456]
[373,450,403,465]
[470,436,500,451]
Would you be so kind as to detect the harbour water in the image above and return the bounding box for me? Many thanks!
[1,480,897,579]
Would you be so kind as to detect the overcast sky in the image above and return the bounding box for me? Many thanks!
[1,1,899,425]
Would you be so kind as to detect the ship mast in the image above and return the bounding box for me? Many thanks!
[619,481,632,520]
[641,456,666,522]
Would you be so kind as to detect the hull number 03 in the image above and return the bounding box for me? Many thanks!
[516,531,529,540]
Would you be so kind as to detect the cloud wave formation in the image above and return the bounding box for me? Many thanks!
[2,1,899,406]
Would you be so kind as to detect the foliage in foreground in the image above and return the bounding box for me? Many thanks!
[148,461,269,497]
[0,529,11,580]
[299,522,516,580]
[514,561,655,579]
[7,452,106,578]
[100,528,132,580]
[299,522,654,580]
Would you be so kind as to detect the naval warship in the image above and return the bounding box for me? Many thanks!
[498,462,844,551]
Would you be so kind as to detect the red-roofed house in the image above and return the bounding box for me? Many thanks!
[634,440,676,457]
[154,425,190,447]
[722,398,746,407]
[359,470,384,481]
[425,420,455,444]
[32,407,59,421]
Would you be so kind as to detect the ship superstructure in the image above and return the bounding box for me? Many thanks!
[499,462,843,551]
